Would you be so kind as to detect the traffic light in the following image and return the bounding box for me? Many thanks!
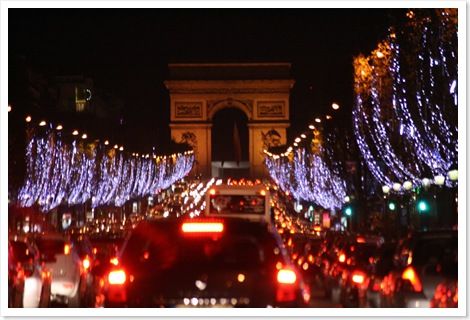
[417,199,430,213]
[388,201,397,211]
[344,205,353,216]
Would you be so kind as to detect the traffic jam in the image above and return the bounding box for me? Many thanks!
[8,179,458,309]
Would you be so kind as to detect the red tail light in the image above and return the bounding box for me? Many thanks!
[64,244,71,255]
[402,266,423,292]
[352,270,366,285]
[82,257,91,271]
[110,257,119,266]
[276,268,297,303]
[338,253,346,263]
[108,269,126,285]
[181,222,224,233]
[107,269,127,303]
[277,268,297,284]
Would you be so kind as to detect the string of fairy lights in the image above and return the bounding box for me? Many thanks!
[14,114,195,212]
[264,108,347,211]
[352,9,458,194]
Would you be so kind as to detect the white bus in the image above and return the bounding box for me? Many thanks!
[205,183,272,223]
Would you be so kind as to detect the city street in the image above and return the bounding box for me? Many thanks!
[6,6,460,312]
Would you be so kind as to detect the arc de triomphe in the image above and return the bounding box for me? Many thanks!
[165,63,294,178]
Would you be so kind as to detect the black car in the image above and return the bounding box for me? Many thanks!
[100,217,310,307]
[380,229,457,308]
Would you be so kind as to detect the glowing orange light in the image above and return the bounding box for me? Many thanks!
[83,257,91,270]
[108,269,126,285]
[338,253,346,263]
[277,269,297,284]
[352,272,365,284]
[402,266,422,292]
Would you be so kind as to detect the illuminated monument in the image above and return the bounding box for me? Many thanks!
[165,63,294,178]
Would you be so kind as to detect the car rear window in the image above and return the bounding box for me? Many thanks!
[209,195,265,215]
[413,236,457,277]
[36,238,66,256]
[121,222,276,272]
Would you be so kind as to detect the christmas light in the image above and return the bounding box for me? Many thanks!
[18,131,194,212]
[353,10,457,191]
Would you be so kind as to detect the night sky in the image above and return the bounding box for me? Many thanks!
[9,8,406,151]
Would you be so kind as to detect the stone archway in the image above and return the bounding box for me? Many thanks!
[165,63,294,178]
[207,98,252,121]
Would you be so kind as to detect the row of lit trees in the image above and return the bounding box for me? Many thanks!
[264,103,347,212]
[14,114,195,212]
[353,9,458,195]
[352,9,458,230]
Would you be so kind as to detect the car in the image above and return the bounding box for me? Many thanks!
[8,235,51,308]
[380,230,457,308]
[333,235,386,307]
[89,232,127,307]
[34,233,83,307]
[99,217,310,307]
[69,233,98,307]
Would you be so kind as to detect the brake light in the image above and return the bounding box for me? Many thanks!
[83,257,91,271]
[356,236,366,243]
[64,244,71,255]
[108,269,126,285]
[277,268,297,284]
[181,222,224,233]
[276,268,297,303]
[352,271,366,284]
[110,257,119,266]
[338,253,346,263]
[402,266,422,292]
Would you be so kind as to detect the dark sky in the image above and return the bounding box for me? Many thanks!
[9,8,405,150]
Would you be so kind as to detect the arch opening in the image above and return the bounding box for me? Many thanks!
[211,108,249,178]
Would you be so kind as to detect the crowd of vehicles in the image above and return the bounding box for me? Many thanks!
[8,179,459,308]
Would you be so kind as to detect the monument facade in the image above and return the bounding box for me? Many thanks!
[165,63,294,178]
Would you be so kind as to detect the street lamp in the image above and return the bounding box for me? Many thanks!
[332,102,340,110]
[382,185,390,194]
[392,183,401,192]
[314,117,322,123]
[448,169,458,181]
[422,178,431,188]
[434,175,445,186]
[403,181,413,191]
